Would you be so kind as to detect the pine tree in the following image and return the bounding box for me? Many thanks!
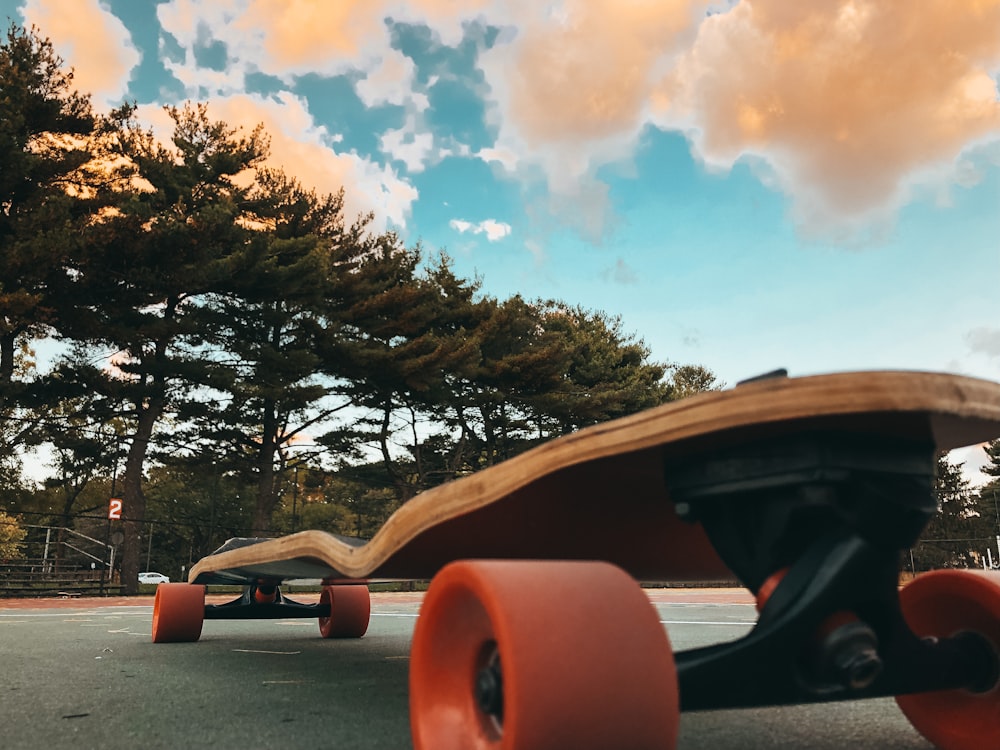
[187,171,373,532]
[53,103,268,591]
[917,454,992,569]
[0,24,99,494]
[982,439,1000,479]
[0,23,95,389]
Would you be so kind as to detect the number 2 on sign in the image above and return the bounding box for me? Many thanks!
[108,498,122,520]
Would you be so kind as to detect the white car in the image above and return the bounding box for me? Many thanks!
[138,572,170,585]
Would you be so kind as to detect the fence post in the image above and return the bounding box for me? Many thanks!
[42,528,52,574]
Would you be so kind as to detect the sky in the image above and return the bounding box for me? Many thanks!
[4,0,1000,479]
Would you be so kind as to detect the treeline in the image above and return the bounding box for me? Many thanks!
[921,448,1000,572]
[0,25,719,590]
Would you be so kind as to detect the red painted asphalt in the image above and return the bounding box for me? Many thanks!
[0,587,752,609]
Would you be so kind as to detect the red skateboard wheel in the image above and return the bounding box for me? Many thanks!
[409,560,679,750]
[896,570,1000,750]
[318,584,371,639]
[152,583,206,643]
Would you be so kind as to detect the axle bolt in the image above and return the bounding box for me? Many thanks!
[475,651,504,724]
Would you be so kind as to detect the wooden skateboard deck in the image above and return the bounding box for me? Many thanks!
[189,369,1000,586]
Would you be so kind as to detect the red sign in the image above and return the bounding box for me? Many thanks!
[108,498,123,520]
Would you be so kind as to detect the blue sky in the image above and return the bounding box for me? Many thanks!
[4,0,1000,476]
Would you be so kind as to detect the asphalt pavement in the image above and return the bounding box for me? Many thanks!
[0,590,934,749]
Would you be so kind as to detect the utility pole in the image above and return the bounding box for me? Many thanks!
[292,462,299,533]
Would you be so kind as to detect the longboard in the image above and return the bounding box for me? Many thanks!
[153,370,1000,750]
[189,369,1000,585]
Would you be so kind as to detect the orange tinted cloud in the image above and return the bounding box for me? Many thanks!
[659,0,1000,229]
[475,0,709,237]
[486,0,706,146]
[238,0,494,76]
[139,95,418,232]
[231,94,419,231]
[239,0,385,72]
[22,0,140,108]
[475,1,1000,236]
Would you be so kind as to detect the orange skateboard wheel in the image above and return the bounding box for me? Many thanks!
[896,570,1000,750]
[409,560,679,750]
[318,584,371,639]
[152,583,206,643]
[254,584,277,604]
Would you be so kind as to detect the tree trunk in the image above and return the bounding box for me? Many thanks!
[0,331,14,391]
[118,400,161,594]
[379,400,408,499]
[252,401,279,534]
[253,455,278,534]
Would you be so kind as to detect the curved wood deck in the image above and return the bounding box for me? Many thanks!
[190,371,1000,585]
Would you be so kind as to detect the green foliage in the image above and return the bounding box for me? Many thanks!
[916,454,994,570]
[144,457,256,575]
[48,101,271,591]
[982,439,1000,479]
[0,23,100,467]
[0,510,27,559]
[977,480,1000,541]
[668,364,724,399]
[268,467,401,540]
[321,248,485,498]
[273,498,351,537]
[528,303,673,432]
[182,170,377,531]
[30,395,126,526]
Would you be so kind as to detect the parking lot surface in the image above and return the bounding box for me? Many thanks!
[0,590,932,749]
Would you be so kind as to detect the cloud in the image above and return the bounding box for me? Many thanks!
[470,0,1000,239]
[156,0,252,97]
[380,114,436,173]
[237,0,386,77]
[150,0,710,237]
[476,0,709,234]
[450,218,512,241]
[475,145,519,172]
[602,258,639,285]
[21,0,141,109]
[481,1,705,150]
[968,327,1000,358]
[34,0,1000,244]
[657,0,1000,234]
[161,0,493,83]
[355,48,428,110]
[156,0,414,96]
[153,0,488,176]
